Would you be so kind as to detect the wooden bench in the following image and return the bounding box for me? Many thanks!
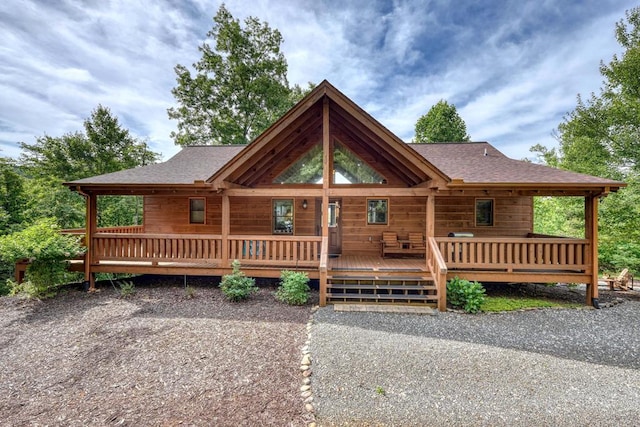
[381,232,425,257]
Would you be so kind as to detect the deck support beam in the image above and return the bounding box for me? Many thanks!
[585,195,599,306]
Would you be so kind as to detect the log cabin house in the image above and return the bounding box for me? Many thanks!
[62,80,624,311]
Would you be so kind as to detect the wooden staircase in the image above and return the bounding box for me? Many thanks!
[326,273,438,306]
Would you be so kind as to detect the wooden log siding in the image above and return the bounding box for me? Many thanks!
[228,235,321,266]
[92,233,222,262]
[436,237,589,272]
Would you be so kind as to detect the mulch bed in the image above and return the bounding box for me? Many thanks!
[483,281,640,305]
[0,276,315,426]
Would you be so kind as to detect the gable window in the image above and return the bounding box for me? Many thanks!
[475,199,494,227]
[189,198,206,224]
[273,199,294,234]
[367,199,388,225]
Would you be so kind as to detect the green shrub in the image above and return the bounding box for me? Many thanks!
[118,280,136,298]
[447,276,486,313]
[275,270,310,305]
[0,219,84,299]
[219,260,258,302]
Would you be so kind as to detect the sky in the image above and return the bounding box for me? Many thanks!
[1,0,638,163]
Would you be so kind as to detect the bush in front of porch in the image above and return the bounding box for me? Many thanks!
[219,260,258,302]
[275,270,310,305]
[447,277,486,313]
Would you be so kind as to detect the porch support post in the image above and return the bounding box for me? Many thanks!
[425,194,435,259]
[585,195,599,306]
[85,192,96,291]
[319,96,330,306]
[222,194,230,268]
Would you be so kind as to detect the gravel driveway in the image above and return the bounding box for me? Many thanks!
[310,301,640,426]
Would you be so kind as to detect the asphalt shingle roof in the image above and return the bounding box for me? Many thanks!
[409,142,621,186]
[66,142,622,188]
[66,145,245,185]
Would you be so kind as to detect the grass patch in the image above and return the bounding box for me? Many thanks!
[481,296,582,312]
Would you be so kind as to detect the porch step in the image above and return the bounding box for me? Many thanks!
[326,275,438,305]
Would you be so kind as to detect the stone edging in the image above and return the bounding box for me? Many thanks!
[300,305,318,427]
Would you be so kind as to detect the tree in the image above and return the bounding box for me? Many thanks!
[168,4,310,146]
[0,157,27,233]
[20,105,158,181]
[18,105,159,229]
[533,7,640,274]
[414,100,470,143]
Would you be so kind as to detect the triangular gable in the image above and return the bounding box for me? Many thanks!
[209,80,449,189]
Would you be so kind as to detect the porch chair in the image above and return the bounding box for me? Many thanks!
[381,232,400,257]
[408,232,426,250]
[603,268,634,291]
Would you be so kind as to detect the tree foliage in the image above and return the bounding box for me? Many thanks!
[168,4,311,146]
[20,105,158,181]
[533,7,640,274]
[0,218,84,298]
[414,100,470,143]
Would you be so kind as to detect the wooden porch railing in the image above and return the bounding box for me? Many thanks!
[92,233,222,262]
[427,237,448,312]
[90,233,321,266]
[228,235,321,267]
[435,237,589,272]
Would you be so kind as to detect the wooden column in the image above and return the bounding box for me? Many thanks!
[425,193,435,270]
[85,192,97,291]
[585,195,599,306]
[319,97,330,306]
[222,194,230,268]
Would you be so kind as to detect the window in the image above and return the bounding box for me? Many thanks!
[475,199,494,226]
[367,199,388,225]
[273,199,294,234]
[189,198,205,224]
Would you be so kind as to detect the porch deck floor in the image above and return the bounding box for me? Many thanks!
[329,255,427,273]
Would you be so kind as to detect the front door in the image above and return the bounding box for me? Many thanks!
[316,198,342,255]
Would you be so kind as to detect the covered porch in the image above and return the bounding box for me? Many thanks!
[57,226,595,311]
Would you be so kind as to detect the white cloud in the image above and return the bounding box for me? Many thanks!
[0,0,637,166]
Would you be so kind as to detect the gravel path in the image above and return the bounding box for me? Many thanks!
[311,301,640,426]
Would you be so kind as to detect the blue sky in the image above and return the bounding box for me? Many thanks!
[1,0,637,162]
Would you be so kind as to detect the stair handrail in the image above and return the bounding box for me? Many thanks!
[427,237,448,312]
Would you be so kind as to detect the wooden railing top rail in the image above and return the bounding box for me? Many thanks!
[63,226,144,235]
[91,233,321,241]
[228,235,322,242]
[436,236,589,244]
[93,232,223,239]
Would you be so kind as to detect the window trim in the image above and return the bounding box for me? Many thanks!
[366,198,389,225]
[475,198,494,227]
[189,197,206,225]
[272,199,294,235]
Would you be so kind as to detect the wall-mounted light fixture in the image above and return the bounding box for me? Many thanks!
[302,199,308,209]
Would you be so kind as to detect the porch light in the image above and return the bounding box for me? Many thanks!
[302,199,308,209]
